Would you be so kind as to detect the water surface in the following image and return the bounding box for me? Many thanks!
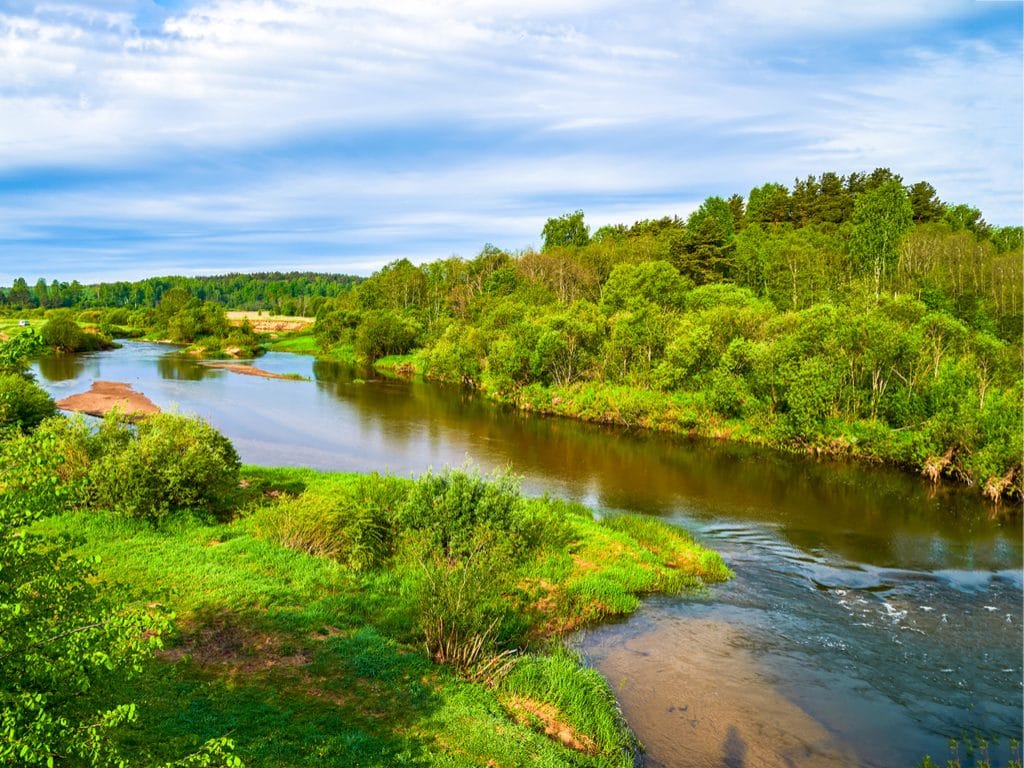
[35,343,1023,767]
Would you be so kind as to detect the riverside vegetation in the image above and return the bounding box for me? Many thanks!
[4,169,1021,498]
[0,333,730,767]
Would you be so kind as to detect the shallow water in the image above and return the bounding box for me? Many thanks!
[35,343,1023,766]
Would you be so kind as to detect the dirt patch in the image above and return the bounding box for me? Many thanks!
[226,311,314,334]
[199,362,304,380]
[160,615,311,673]
[505,695,598,754]
[56,381,160,419]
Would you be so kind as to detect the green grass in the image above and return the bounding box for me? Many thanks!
[373,351,424,377]
[34,466,730,767]
[263,331,321,355]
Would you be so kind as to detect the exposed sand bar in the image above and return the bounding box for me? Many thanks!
[56,381,160,419]
[199,362,303,380]
[588,618,859,768]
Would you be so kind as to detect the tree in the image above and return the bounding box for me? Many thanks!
[746,183,791,225]
[679,197,736,283]
[33,279,49,309]
[907,181,944,223]
[541,210,590,251]
[9,278,32,309]
[849,180,913,298]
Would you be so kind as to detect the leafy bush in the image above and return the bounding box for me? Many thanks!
[254,473,405,571]
[0,374,56,432]
[88,413,241,522]
[40,312,110,352]
[396,468,526,560]
[409,527,525,672]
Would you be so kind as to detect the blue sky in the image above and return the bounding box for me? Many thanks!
[0,0,1021,284]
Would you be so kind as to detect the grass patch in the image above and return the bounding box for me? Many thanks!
[374,351,424,378]
[35,466,730,767]
[263,331,320,355]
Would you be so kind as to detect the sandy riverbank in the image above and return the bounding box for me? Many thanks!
[56,381,160,419]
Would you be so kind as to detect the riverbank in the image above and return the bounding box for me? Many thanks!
[35,465,730,767]
[284,331,1020,503]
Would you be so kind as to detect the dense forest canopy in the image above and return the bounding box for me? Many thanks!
[0,272,361,316]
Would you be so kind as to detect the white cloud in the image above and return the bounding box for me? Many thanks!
[0,0,1020,284]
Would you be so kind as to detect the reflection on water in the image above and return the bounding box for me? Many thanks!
[156,353,222,381]
[32,341,1023,768]
[37,352,86,381]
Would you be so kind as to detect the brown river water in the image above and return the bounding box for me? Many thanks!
[35,343,1023,767]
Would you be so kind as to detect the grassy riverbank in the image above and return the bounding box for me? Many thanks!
[34,465,730,767]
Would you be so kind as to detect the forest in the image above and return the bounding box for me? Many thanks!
[310,170,1023,499]
[3,169,1021,497]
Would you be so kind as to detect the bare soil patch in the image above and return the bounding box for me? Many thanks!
[160,615,312,673]
[199,362,303,380]
[226,311,314,333]
[505,695,597,754]
[56,381,160,418]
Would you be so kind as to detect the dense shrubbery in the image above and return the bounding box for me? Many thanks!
[39,412,242,522]
[0,373,56,432]
[0,335,242,768]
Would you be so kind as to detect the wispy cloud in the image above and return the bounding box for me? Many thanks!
[0,0,1020,283]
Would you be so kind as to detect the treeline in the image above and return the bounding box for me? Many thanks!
[1,271,361,315]
[311,169,1022,498]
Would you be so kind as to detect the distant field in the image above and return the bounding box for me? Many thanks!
[226,311,315,333]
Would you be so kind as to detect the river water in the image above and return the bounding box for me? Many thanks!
[34,343,1023,767]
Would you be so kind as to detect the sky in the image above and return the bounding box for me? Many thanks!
[0,0,1021,285]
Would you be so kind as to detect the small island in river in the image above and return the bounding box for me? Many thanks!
[56,380,160,418]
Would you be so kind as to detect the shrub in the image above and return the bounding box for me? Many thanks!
[396,468,526,560]
[40,312,109,352]
[409,527,525,672]
[88,413,240,522]
[254,473,405,571]
[0,373,56,432]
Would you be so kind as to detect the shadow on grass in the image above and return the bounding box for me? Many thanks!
[116,610,438,767]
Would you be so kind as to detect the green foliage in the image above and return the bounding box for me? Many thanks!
[40,312,110,353]
[85,413,241,523]
[0,427,242,768]
[599,260,691,314]
[254,473,405,572]
[0,374,56,433]
[850,180,914,295]
[0,328,44,375]
[353,310,420,363]
[541,210,591,251]
[397,468,525,559]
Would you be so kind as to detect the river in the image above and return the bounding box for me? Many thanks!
[33,342,1023,767]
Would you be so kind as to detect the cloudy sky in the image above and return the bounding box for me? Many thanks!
[0,0,1021,284]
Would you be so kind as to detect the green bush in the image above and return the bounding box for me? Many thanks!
[88,413,241,522]
[0,373,56,432]
[40,312,109,352]
[409,527,524,671]
[397,468,526,560]
[254,473,405,571]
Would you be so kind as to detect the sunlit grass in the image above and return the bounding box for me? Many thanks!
[36,466,730,767]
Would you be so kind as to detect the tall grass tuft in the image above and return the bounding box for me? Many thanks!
[501,645,637,760]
